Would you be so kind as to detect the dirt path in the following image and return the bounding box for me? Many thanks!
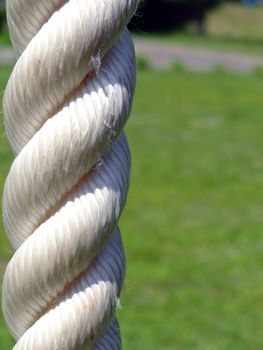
[2,40,263,73]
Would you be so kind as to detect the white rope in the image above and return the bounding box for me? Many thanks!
[2,0,139,348]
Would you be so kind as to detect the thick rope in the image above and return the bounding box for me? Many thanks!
[2,0,139,348]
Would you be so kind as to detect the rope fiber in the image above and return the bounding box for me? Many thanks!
[2,0,139,348]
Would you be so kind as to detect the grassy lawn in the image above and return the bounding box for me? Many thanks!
[1,66,263,349]
[119,68,263,349]
[0,31,11,47]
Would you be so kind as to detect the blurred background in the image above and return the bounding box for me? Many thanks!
[2,0,263,349]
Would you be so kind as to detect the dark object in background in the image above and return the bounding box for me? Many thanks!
[129,0,226,33]
[0,3,6,33]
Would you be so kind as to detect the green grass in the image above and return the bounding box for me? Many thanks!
[0,31,11,47]
[2,66,263,348]
[120,68,263,349]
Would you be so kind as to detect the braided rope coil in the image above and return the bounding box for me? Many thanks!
[2,0,139,348]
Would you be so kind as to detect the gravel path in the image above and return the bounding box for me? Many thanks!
[2,40,263,73]
[0,47,16,66]
[134,40,263,73]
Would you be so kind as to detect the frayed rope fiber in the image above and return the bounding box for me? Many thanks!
[2,0,139,348]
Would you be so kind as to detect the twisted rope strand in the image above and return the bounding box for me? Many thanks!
[2,0,139,348]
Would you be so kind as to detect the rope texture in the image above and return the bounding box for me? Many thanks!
[2,0,139,348]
